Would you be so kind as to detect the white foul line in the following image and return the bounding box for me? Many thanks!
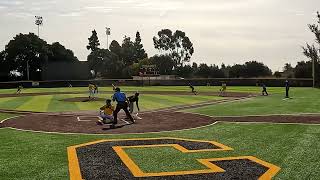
[185,112,320,118]
[218,121,320,126]
[0,115,21,123]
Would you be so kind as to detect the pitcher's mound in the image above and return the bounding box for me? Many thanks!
[61,97,105,102]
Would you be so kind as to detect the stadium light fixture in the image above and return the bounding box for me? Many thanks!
[106,27,111,50]
[35,16,43,37]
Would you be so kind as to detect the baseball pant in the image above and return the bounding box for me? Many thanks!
[113,102,134,124]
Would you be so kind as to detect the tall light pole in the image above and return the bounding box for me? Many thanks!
[35,16,43,37]
[106,27,111,49]
[27,60,30,81]
[31,16,42,80]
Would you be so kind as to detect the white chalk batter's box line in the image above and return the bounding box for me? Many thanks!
[76,116,132,124]
[77,116,100,122]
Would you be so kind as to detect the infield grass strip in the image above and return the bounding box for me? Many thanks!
[0,93,221,112]
[0,96,33,110]
[47,94,80,112]
[155,95,221,104]
[139,95,219,111]
[75,99,103,111]
[15,95,53,112]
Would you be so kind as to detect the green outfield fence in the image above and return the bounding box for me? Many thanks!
[0,78,312,89]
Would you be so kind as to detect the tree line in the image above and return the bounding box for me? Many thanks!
[86,28,316,79]
[0,11,319,81]
[86,29,195,78]
[86,29,274,78]
[0,33,78,81]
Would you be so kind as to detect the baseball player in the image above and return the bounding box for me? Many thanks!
[97,99,114,125]
[285,80,290,98]
[94,84,98,94]
[219,82,227,96]
[127,92,142,120]
[112,87,134,128]
[112,83,117,91]
[188,83,197,95]
[261,83,268,96]
[16,84,23,94]
[88,83,95,99]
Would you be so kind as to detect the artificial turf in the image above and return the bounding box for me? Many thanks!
[0,113,17,121]
[187,88,320,116]
[0,86,285,94]
[0,93,222,112]
[0,122,319,179]
[0,86,196,94]
[0,86,290,113]
[0,86,320,180]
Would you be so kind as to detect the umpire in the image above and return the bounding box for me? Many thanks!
[112,88,134,127]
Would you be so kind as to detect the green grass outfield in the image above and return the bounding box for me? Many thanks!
[0,86,320,179]
[0,93,222,112]
[187,88,320,116]
[0,85,285,94]
[0,86,294,112]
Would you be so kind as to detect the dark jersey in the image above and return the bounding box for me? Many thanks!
[262,84,267,90]
[128,96,139,103]
[285,81,289,88]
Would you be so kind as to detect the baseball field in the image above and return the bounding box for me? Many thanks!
[0,86,320,180]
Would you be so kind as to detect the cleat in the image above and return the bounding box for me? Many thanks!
[96,121,103,126]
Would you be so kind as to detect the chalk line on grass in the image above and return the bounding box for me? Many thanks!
[0,115,21,123]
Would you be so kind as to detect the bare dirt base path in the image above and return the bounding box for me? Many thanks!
[3,109,320,135]
[0,97,253,134]
[2,112,217,134]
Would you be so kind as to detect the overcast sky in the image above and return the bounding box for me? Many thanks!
[0,0,319,71]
